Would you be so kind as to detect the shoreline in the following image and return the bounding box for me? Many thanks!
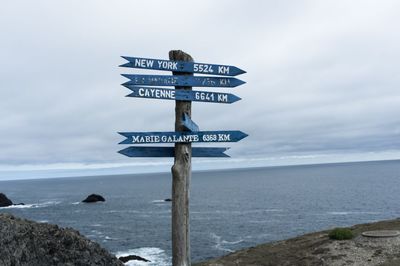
[194,218,400,266]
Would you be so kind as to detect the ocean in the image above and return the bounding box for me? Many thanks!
[1,160,400,265]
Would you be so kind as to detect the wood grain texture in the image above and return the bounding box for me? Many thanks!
[170,50,193,266]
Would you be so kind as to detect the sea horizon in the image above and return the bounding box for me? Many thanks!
[1,157,399,182]
[1,159,400,264]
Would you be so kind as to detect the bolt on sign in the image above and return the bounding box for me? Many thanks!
[117,51,247,266]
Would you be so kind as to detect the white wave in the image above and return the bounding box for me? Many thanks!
[210,233,243,253]
[221,239,244,245]
[91,229,103,235]
[91,223,102,227]
[192,209,284,215]
[151,200,170,203]
[327,211,380,215]
[328,211,350,215]
[151,200,165,203]
[263,209,284,212]
[115,247,171,266]
[1,201,61,209]
[106,210,141,214]
[72,202,80,205]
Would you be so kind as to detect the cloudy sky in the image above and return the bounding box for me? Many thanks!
[1,1,399,179]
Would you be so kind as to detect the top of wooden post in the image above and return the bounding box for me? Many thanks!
[169,50,193,63]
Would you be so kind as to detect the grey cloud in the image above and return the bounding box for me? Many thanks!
[0,1,400,173]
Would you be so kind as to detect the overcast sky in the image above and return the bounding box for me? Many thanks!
[1,1,399,179]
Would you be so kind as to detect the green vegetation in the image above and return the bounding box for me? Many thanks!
[328,227,354,240]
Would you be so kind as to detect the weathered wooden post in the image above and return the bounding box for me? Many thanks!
[118,52,247,266]
[170,50,193,266]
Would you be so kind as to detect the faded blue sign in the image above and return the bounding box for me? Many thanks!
[120,56,245,76]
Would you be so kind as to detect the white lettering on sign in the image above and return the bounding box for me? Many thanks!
[218,66,230,74]
[145,76,178,85]
[195,92,215,102]
[138,88,175,99]
[160,134,199,143]
[217,94,228,102]
[126,132,235,144]
[130,134,203,143]
[138,88,145,96]
[157,60,178,70]
[133,76,146,84]
[200,77,216,86]
[202,134,217,141]
[218,134,230,141]
[219,78,230,86]
[193,64,214,73]
[135,59,154,68]
[131,135,160,143]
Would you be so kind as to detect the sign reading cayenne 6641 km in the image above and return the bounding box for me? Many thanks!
[123,86,241,104]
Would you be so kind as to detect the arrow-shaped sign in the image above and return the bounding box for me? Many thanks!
[123,85,241,104]
[122,74,245,88]
[118,147,230,157]
[118,131,248,144]
[181,113,199,132]
[120,56,246,76]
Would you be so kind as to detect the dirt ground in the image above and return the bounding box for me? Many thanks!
[194,218,400,266]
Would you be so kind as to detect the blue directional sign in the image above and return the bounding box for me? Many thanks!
[118,147,230,157]
[118,131,248,144]
[181,113,199,132]
[123,85,241,104]
[122,74,245,88]
[120,56,246,76]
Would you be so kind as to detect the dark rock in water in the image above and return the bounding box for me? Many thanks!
[0,213,123,265]
[82,194,105,203]
[0,193,13,207]
[14,203,25,206]
[164,198,172,202]
[119,254,150,263]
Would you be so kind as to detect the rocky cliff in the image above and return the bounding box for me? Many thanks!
[0,213,123,266]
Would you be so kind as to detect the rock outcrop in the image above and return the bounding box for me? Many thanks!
[118,254,150,263]
[194,218,400,266]
[0,213,123,266]
[0,193,13,207]
[82,194,105,203]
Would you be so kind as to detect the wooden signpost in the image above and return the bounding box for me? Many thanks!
[118,50,247,266]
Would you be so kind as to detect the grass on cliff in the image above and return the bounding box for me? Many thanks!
[329,227,354,240]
